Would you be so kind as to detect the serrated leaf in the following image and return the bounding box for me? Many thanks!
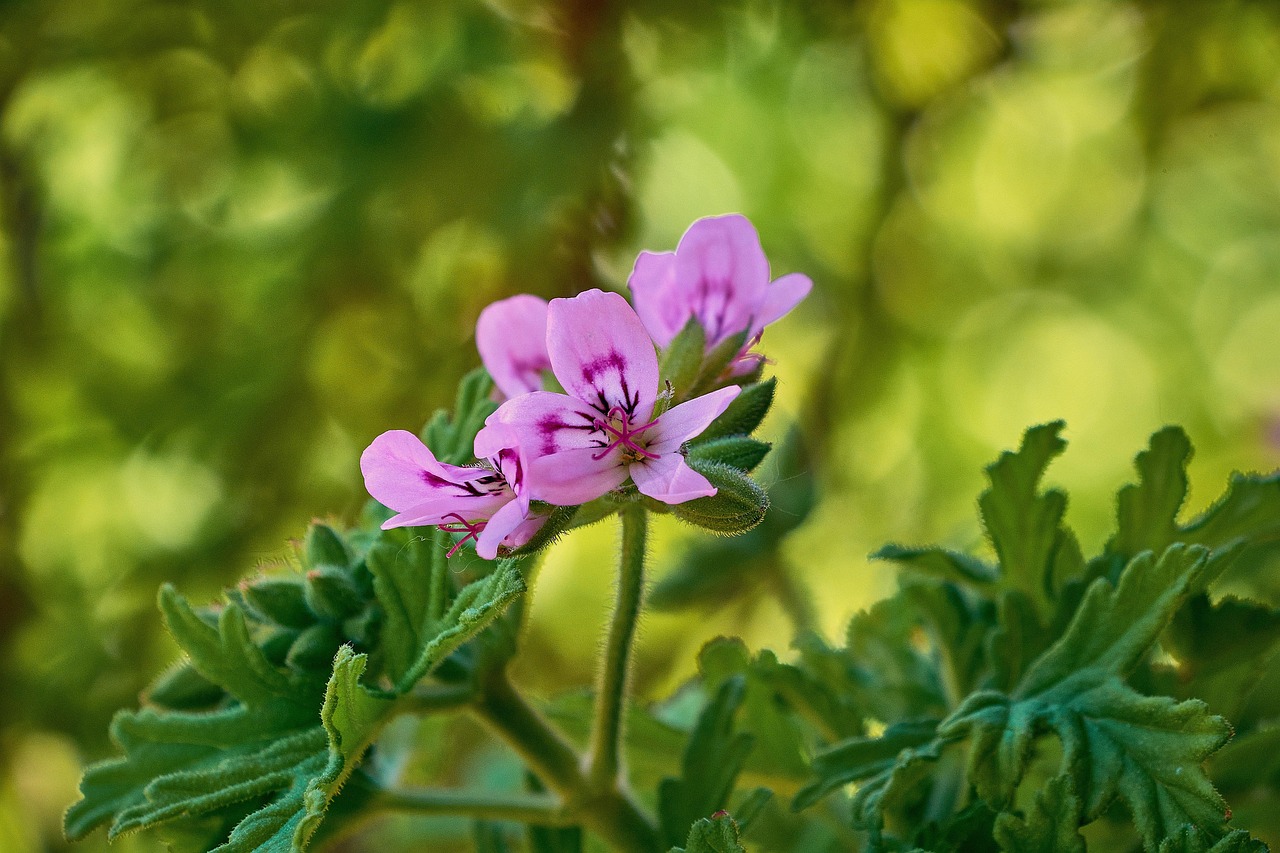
[979,421,1072,617]
[658,674,754,848]
[939,544,1235,850]
[67,586,391,851]
[1109,427,1193,559]
[668,814,747,853]
[421,367,498,464]
[241,577,315,631]
[695,378,776,444]
[304,523,352,571]
[992,774,1084,853]
[1159,828,1268,853]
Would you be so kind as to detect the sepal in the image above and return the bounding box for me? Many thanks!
[668,459,768,535]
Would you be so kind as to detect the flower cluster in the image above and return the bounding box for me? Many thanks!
[360,214,810,559]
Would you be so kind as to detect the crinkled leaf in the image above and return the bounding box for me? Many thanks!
[1109,427,1193,559]
[993,774,1084,853]
[940,544,1234,850]
[978,421,1072,617]
[1158,827,1267,853]
[66,585,391,852]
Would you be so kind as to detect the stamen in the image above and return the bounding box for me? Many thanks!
[591,409,660,461]
[437,512,485,558]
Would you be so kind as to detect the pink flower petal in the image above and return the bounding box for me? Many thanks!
[750,272,812,339]
[361,430,494,512]
[674,214,770,346]
[630,454,717,504]
[476,294,552,400]
[547,289,659,422]
[627,251,686,347]
[527,446,630,505]
[383,494,508,529]
[474,498,529,560]
[645,386,741,456]
[478,391,607,458]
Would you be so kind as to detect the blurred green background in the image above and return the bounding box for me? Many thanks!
[2,0,1280,849]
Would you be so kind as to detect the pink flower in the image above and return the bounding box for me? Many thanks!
[627,214,811,371]
[360,427,543,559]
[475,289,740,506]
[475,294,551,400]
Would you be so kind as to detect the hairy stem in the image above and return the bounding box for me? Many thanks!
[473,670,660,853]
[402,682,475,715]
[374,788,571,825]
[588,504,647,790]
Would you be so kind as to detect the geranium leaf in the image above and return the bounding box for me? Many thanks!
[421,367,497,464]
[993,774,1084,853]
[667,813,747,853]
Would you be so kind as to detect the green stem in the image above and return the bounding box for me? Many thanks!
[768,559,818,634]
[402,682,475,715]
[588,504,647,790]
[474,670,660,853]
[374,787,571,825]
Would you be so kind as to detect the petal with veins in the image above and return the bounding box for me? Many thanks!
[547,289,659,421]
[478,391,604,458]
[361,430,495,512]
[384,494,508,529]
[528,446,630,505]
[645,386,740,456]
[674,214,770,346]
[476,294,551,399]
[630,454,717,504]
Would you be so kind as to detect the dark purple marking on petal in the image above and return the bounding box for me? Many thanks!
[579,349,627,385]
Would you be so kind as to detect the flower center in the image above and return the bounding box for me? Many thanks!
[437,513,485,558]
[592,406,660,462]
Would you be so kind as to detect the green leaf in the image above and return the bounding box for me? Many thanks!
[662,317,708,400]
[367,529,526,693]
[695,378,776,444]
[668,814,747,853]
[658,674,754,848]
[240,577,315,631]
[872,544,997,586]
[939,544,1235,849]
[669,459,768,535]
[66,586,391,851]
[992,774,1084,853]
[792,719,941,812]
[686,436,771,473]
[1109,427,1192,559]
[978,421,1072,616]
[689,330,750,397]
[698,638,809,778]
[421,367,498,464]
[1158,827,1267,853]
[304,523,353,571]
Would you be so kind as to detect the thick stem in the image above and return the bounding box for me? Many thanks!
[474,670,660,853]
[588,504,647,790]
[374,788,571,825]
[402,682,475,715]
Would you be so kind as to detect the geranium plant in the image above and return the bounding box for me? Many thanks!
[66,216,1280,852]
